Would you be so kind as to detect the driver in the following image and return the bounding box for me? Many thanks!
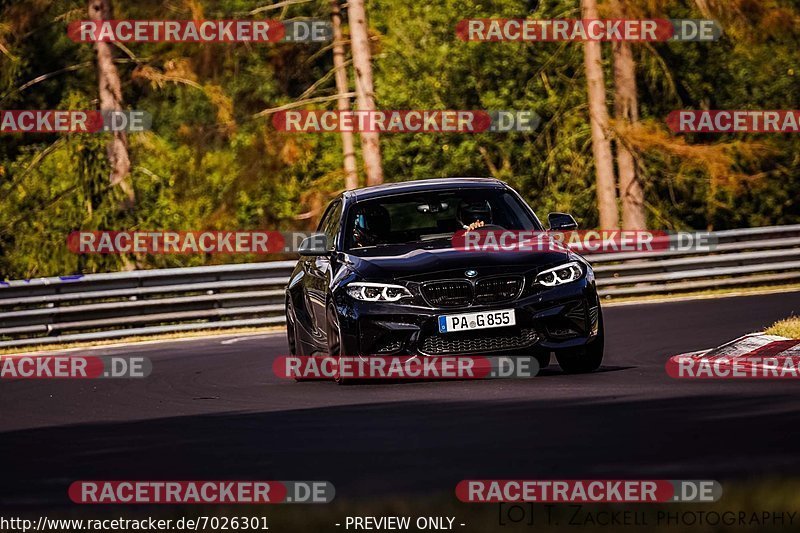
[457,200,493,232]
[352,205,391,247]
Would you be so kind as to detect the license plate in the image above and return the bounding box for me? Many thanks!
[438,309,515,333]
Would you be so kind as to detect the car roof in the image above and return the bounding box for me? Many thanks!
[344,177,507,202]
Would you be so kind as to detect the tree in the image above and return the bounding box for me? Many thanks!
[331,0,359,190]
[2,0,799,278]
[611,1,646,229]
[582,0,619,229]
[88,0,134,205]
[347,0,383,185]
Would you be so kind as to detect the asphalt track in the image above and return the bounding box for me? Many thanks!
[2,291,800,507]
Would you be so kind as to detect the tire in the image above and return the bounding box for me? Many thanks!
[555,311,604,374]
[326,302,351,385]
[535,352,550,370]
[287,299,314,382]
[286,299,298,356]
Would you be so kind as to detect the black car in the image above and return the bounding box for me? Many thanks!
[285,178,603,379]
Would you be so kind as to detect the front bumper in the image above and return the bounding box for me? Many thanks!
[333,277,601,357]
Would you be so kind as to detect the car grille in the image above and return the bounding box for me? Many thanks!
[421,276,523,307]
[420,328,539,355]
[475,276,523,304]
[375,338,404,353]
[421,281,472,307]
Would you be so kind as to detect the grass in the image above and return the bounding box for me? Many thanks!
[765,317,800,339]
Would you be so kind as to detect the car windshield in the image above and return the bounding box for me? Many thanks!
[345,188,540,250]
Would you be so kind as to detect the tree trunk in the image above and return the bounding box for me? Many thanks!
[347,0,383,186]
[581,0,618,229]
[88,0,134,205]
[613,38,647,229]
[331,0,359,190]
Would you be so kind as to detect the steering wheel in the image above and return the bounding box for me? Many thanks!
[469,224,506,231]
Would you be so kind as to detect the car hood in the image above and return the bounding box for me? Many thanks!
[344,243,574,281]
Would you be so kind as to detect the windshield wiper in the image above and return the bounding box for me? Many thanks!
[419,232,455,242]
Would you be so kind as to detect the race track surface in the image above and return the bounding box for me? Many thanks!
[2,291,800,506]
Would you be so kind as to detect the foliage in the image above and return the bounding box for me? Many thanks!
[0,0,799,277]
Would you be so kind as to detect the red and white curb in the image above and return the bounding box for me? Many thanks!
[666,333,800,379]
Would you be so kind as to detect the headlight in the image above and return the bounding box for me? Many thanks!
[346,282,413,302]
[535,261,584,287]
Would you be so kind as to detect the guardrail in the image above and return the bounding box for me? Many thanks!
[588,225,800,296]
[2,224,799,349]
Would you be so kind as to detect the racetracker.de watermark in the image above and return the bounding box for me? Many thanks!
[457,480,722,503]
[0,355,151,379]
[451,230,717,254]
[68,231,326,254]
[456,19,721,42]
[69,481,334,504]
[668,339,800,379]
[0,110,150,133]
[272,110,540,133]
[274,355,541,380]
[668,110,800,133]
[67,20,331,43]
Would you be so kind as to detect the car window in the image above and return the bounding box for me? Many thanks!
[345,188,538,250]
[317,200,342,250]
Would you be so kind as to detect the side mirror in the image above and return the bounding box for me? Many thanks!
[298,234,330,256]
[547,212,578,231]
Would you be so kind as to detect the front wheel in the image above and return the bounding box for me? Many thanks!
[555,312,604,374]
[286,299,298,355]
[326,302,351,385]
[287,299,316,382]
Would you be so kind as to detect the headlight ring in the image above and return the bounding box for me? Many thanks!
[535,261,584,287]
[346,282,413,302]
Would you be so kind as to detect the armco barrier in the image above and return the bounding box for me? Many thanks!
[1,225,799,349]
